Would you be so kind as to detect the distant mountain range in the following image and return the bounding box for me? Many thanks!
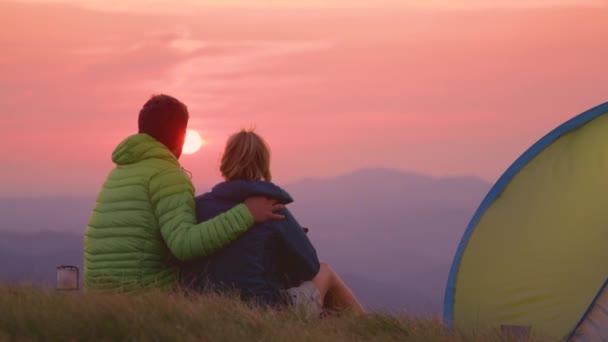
[0,168,490,315]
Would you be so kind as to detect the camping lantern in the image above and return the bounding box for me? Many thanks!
[56,265,79,290]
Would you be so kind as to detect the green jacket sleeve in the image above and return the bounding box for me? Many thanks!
[149,167,254,261]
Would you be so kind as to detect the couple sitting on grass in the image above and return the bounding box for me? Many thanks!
[84,94,365,317]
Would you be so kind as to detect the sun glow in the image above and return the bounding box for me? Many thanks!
[183,129,204,155]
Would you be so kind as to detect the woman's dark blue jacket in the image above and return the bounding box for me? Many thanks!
[180,180,320,305]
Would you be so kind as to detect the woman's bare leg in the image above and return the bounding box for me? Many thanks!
[312,262,366,314]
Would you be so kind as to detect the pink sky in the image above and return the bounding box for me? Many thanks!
[1,0,607,196]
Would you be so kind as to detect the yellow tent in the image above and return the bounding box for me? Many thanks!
[444,102,608,341]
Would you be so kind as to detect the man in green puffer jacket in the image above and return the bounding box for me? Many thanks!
[84,94,285,290]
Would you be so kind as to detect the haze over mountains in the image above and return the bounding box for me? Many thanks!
[0,168,490,315]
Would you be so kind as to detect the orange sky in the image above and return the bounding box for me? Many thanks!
[1,0,607,196]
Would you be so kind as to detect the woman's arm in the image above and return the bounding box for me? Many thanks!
[276,209,321,285]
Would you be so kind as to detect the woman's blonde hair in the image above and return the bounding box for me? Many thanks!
[220,130,272,182]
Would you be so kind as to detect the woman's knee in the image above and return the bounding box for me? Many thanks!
[316,262,335,278]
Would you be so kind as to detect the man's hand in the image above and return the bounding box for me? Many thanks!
[244,196,286,223]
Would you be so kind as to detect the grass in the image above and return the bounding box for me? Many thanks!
[0,286,548,341]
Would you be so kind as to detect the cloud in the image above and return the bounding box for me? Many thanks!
[161,40,333,110]
[15,0,606,15]
[1,0,608,195]
[169,39,208,54]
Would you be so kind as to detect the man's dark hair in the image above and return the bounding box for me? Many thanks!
[138,94,189,152]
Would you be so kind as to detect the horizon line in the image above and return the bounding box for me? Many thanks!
[0,167,493,199]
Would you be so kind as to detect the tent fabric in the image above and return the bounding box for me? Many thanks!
[443,102,608,340]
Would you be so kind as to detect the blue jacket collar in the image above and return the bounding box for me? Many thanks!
[209,180,293,204]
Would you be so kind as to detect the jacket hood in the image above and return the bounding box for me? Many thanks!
[206,180,293,204]
[112,133,179,166]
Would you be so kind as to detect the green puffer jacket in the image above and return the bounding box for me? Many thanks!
[84,133,254,290]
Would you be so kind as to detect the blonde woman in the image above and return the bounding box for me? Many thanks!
[180,130,365,316]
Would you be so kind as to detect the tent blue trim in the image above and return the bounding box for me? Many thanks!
[442,102,608,329]
[566,276,608,340]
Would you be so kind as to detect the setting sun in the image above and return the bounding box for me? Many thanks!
[183,129,204,155]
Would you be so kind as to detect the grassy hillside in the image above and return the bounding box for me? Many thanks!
[0,286,546,341]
